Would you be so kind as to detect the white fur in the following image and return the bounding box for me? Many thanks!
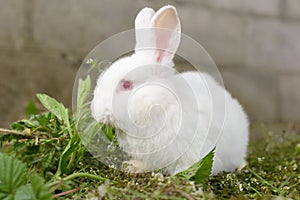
[91,5,249,175]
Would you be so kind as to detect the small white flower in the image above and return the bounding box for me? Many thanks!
[193,187,204,196]
[238,183,243,191]
[153,172,164,182]
[189,181,196,191]
[109,164,115,169]
[293,164,298,171]
[284,186,290,190]
[86,58,94,65]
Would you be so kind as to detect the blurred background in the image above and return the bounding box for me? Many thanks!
[0,0,300,128]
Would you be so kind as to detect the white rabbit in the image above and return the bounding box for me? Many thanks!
[91,5,249,175]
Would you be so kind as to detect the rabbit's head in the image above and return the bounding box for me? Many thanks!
[91,5,181,125]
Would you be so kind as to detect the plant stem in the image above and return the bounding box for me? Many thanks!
[52,187,80,198]
[0,128,34,138]
[47,172,109,188]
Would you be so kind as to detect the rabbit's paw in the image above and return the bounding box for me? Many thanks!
[237,160,248,172]
[122,160,150,174]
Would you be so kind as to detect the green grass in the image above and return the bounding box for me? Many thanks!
[74,126,300,199]
[1,118,299,199]
[206,128,300,199]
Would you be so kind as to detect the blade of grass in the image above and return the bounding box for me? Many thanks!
[248,168,280,193]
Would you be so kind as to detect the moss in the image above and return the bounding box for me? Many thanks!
[66,125,300,199]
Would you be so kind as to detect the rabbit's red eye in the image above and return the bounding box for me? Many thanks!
[120,80,133,91]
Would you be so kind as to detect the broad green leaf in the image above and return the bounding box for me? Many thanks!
[36,94,68,123]
[30,175,53,200]
[0,192,10,200]
[77,76,91,113]
[36,94,70,132]
[25,101,39,117]
[191,148,215,184]
[14,184,34,200]
[175,147,215,185]
[0,153,26,196]
[15,177,53,200]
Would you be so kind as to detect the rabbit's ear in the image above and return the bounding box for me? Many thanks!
[135,7,155,30]
[151,5,181,64]
[135,7,155,51]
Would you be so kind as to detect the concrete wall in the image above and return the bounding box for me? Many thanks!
[0,0,300,127]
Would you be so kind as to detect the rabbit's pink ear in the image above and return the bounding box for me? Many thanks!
[152,5,181,64]
[135,7,155,51]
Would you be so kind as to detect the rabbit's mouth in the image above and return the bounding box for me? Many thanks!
[91,100,115,125]
[94,111,115,126]
[91,111,115,127]
[102,116,115,126]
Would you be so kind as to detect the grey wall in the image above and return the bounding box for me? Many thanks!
[0,0,300,127]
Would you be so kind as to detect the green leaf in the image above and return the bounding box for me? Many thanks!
[0,153,27,196]
[0,154,52,200]
[57,134,81,175]
[36,94,70,133]
[10,121,26,131]
[175,147,215,185]
[77,76,91,113]
[15,176,53,200]
[25,101,39,117]
[31,175,53,200]
[14,184,34,200]
[0,192,11,200]
[104,125,114,142]
[78,118,102,146]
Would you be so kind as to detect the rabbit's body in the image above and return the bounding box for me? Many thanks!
[115,71,248,175]
[91,5,249,175]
